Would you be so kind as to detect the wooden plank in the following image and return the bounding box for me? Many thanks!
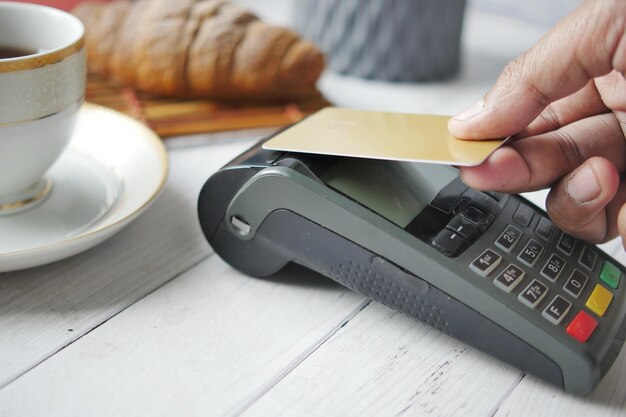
[0,257,366,416]
[0,137,257,389]
[492,348,626,417]
[240,302,523,417]
[86,75,329,138]
[151,113,302,137]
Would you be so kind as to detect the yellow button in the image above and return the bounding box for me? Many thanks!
[586,285,613,317]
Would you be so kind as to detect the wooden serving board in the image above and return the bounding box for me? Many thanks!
[85,75,330,138]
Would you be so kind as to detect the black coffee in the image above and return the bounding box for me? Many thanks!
[0,46,37,59]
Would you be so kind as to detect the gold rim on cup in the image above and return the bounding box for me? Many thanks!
[0,98,84,127]
[0,179,52,213]
[0,36,84,73]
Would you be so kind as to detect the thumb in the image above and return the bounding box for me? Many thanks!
[449,0,626,140]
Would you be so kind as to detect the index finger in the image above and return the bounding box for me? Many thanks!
[449,0,626,140]
[459,112,626,193]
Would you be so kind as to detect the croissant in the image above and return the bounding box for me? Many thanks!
[73,0,325,99]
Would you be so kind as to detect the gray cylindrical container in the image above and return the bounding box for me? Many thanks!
[294,0,466,82]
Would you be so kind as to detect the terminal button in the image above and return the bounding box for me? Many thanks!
[600,261,621,289]
[567,311,598,343]
[535,217,554,241]
[432,229,465,256]
[513,204,534,227]
[578,247,597,271]
[494,264,525,293]
[462,204,486,223]
[447,216,479,240]
[540,254,566,282]
[563,270,588,298]
[585,284,613,317]
[518,239,544,267]
[518,279,549,308]
[470,249,501,277]
[495,225,522,253]
[557,233,576,256]
[542,296,571,325]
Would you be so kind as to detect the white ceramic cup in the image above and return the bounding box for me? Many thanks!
[0,1,85,214]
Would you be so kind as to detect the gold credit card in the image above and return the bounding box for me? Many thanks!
[263,107,508,166]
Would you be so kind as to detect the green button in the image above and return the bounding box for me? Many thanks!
[600,261,621,289]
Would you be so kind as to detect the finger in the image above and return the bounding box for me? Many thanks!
[618,198,626,249]
[449,0,626,140]
[516,80,609,139]
[603,179,626,241]
[545,157,620,243]
[459,112,626,192]
[520,71,626,139]
[594,70,626,112]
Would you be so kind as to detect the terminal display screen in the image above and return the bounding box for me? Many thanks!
[321,158,457,227]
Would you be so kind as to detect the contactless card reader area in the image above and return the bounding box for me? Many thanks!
[198,138,626,395]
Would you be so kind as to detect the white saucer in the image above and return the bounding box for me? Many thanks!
[0,104,168,273]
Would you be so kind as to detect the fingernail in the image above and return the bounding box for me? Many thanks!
[452,99,484,121]
[567,165,601,203]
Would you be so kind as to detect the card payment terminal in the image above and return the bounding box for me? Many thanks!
[197,136,626,394]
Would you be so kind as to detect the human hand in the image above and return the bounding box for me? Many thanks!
[448,0,626,246]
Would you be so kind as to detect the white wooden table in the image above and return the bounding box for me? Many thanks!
[3,8,626,417]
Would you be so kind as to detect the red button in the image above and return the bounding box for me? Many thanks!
[566,311,598,343]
